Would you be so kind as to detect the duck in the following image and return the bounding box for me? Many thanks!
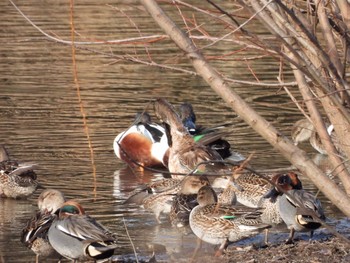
[0,145,38,198]
[259,172,303,228]
[154,98,232,178]
[21,189,66,263]
[124,177,181,205]
[213,172,303,226]
[210,176,237,206]
[169,193,198,228]
[265,173,326,244]
[291,118,338,155]
[169,176,237,228]
[169,175,211,228]
[48,201,118,262]
[142,175,209,223]
[189,185,271,256]
[113,111,169,169]
[213,171,272,209]
[179,102,245,162]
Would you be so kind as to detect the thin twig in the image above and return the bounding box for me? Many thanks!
[69,0,97,196]
[280,77,313,123]
[9,0,301,88]
[123,218,139,263]
[202,0,274,50]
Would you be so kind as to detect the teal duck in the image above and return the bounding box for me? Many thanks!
[265,173,326,243]
[48,201,118,262]
[124,177,181,205]
[169,175,210,228]
[21,189,66,263]
[278,189,325,243]
[213,172,272,208]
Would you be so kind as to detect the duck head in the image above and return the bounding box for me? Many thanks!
[196,185,218,206]
[58,201,85,218]
[179,175,210,195]
[263,172,302,201]
[38,189,66,214]
[179,102,197,134]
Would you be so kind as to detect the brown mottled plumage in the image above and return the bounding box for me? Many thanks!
[154,98,230,177]
[189,185,270,256]
[0,145,38,199]
[21,189,66,263]
[143,175,209,223]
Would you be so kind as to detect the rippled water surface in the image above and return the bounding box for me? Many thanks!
[0,1,343,262]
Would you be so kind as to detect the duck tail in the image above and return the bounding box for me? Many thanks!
[85,241,118,259]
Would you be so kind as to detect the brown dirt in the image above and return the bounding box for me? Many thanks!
[223,218,350,263]
[224,238,350,263]
[113,219,350,263]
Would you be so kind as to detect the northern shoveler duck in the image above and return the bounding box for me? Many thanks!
[142,175,209,223]
[265,173,326,244]
[179,102,245,162]
[0,145,38,198]
[189,185,271,256]
[291,118,338,155]
[113,112,169,169]
[21,189,66,263]
[48,201,118,262]
[154,98,232,177]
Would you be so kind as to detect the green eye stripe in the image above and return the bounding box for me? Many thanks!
[61,205,79,214]
[193,134,205,142]
[221,215,236,219]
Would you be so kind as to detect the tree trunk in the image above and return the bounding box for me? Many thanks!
[140,0,350,217]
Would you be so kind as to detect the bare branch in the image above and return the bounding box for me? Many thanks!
[140,0,350,217]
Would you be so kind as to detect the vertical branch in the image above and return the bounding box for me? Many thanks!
[69,0,97,196]
[334,0,350,30]
[139,0,350,217]
[315,0,348,104]
[250,0,350,174]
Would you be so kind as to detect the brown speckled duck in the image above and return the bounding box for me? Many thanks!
[0,145,38,198]
[154,98,232,178]
[291,118,338,155]
[189,185,270,256]
[142,175,209,223]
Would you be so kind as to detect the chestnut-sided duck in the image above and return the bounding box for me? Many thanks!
[113,112,169,169]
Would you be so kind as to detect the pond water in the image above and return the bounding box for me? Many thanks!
[0,1,343,262]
